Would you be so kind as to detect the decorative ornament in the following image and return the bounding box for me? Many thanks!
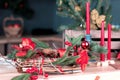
[3,15,24,38]
[81,40,89,49]
[76,50,89,72]
[91,9,99,22]
[57,48,66,57]
[96,15,106,28]
[74,5,81,11]
[90,9,106,29]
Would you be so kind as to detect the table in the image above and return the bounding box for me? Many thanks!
[0,57,120,80]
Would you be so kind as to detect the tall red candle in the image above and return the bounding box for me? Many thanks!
[86,2,90,34]
[100,21,105,61]
[107,24,111,60]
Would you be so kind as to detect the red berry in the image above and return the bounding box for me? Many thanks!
[42,58,44,64]
[77,47,81,52]
[65,41,69,45]
[39,68,43,74]
[31,67,39,73]
[44,73,48,78]
[31,75,38,80]
[65,41,72,46]
[57,66,64,72]
[73,45,77,50]
[26,69,32,73]
[68,43,72,46]
[73,52,77,56]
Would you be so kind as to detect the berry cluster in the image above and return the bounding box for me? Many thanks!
[26,66,48,80]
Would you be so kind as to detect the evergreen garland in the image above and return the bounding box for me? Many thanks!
[56,0,112,31]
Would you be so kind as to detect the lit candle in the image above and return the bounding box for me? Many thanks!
[86,2,90,34]
[107,24,111,60]
[100,21,105,61]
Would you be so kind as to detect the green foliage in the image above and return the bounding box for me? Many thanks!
[24,50,35,59]
[11,74,31,80]
[57,56,79,66]
[52,34,83,65]
[32,38,50,48]
[7,50,17,59]
[56,0,112,30]
[90,41,107,53]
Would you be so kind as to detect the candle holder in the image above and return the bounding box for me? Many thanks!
[3,15,24,38]
[85,34,91,43]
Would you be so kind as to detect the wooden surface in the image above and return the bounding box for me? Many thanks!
[0,35,63,55]
[0,57,120,80]
[64,30,120,50]
[0,35,63,44]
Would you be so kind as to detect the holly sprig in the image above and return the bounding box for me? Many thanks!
[52,34,83,66]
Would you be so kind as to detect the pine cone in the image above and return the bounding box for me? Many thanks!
[91,9,99,21]
[74,5,81,11]
[90,23,98,30]
[42,48,53,54]
[96,15,106,28]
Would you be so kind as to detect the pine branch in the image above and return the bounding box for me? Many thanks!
[11,74,31,80]
[7,50,17,59]
[52,35,83,65]
[31,38,50,48]
[57,56,79,66]
[96,0,103,13]
[90,41,107,54]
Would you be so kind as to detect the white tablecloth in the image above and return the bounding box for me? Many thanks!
[0,57,120,80]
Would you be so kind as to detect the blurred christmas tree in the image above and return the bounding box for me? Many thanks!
[57,0,112,31]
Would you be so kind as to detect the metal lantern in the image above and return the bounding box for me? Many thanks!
[3,15,24,38]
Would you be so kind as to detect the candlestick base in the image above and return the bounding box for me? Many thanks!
[85,34,91,43]
[97,61,109,67]
[107,60,115,64]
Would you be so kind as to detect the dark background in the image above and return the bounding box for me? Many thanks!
[0,0,119,36]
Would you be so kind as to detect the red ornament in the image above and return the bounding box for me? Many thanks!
[81,41,89,49]
[76,50,89,72]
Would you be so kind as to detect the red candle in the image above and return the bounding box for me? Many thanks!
[86,2,90,34]
[100,21,105,61]
[107,24,111,60]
